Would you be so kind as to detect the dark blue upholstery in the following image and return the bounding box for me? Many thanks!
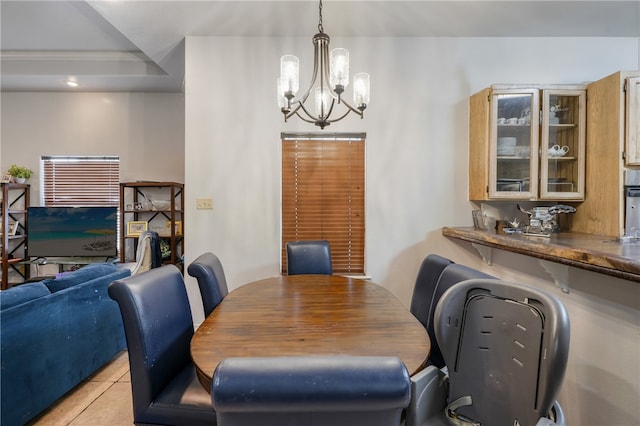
[108,265,216,426]
[409,254,454,328]
[286,240,332,275]
[1,266,129,426]
[211,356,411,426]
[187,252,229,317]
[425,263,495,368]
[0,281,50,309]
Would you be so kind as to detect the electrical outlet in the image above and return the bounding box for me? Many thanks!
[196,197,214,210]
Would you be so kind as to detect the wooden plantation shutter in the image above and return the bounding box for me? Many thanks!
[281,134,365,274]
[41,156,120,206]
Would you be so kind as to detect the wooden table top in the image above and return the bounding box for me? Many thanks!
[190,274,430,392]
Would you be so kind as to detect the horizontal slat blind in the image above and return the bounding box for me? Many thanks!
[282,137,365,274]
[42,156,120,206]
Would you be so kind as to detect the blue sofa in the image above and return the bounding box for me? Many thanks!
[0,263,131,426]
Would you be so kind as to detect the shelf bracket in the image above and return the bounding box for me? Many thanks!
[471,243,493,266]
[539,260,570,293]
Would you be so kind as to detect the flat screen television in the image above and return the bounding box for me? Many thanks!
[27,207,118,258]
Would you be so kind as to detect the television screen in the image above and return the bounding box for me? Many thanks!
[27,207,118,258]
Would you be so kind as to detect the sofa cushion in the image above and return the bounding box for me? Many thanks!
[0,282,51,310]
[43,262,120,293]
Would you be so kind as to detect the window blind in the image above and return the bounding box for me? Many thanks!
[281,135,365,274]
[41,156,120,206]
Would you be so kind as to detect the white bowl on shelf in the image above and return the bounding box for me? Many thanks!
[151,200,171,211]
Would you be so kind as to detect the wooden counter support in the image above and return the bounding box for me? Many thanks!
[443,227,640,286]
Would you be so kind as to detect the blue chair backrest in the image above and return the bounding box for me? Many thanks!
[187,252,229,316]
[211,355,411,426]
[410,254,454,328]
[286,240,333,275]
[108,265,194,417]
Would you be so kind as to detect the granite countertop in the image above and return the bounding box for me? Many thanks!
[442,226,640,282]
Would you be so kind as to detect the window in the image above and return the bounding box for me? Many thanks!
[41,156,119,206]
[281,133,365,274]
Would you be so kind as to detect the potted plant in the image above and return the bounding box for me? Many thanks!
[8,164,33,184]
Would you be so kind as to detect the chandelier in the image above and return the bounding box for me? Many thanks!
[277,0,370,129]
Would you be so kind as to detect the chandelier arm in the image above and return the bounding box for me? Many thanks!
[284,94,308,120]
[326,109,355,124]
[292,110,318,125]
[296,97,327,122]
[333,98,365,117]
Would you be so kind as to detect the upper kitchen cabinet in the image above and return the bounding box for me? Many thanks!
[539,89,586,199]
[624,76,640,165]
[469,84,586,201]
[571,71,640,237]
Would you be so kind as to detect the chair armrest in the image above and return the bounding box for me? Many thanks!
[405,366,448,426]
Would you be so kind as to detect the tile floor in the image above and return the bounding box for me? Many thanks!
[27,351,134,426]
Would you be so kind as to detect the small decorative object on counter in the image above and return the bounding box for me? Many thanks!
[517,204,576,235]
[472,210,486,230]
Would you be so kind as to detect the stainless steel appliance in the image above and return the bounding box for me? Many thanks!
[624,170,640,238]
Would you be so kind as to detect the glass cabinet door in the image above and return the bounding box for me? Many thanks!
[540,89,585,200]
[488,89,539,199]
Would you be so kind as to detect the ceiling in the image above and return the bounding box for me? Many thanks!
[1,0,639,92]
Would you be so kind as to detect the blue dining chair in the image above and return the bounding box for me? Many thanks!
[286,240,333,275]
[108,265,216,426]
[187,252,229,317]
[211,355,411,426]
[409,254,455,328]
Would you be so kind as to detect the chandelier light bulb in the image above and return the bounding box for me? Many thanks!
[315,87,333,118]
[330,48,349,92]
[280,55,299,94]
[353,73,370,108]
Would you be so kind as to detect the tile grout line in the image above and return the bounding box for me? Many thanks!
[65,380,120,426]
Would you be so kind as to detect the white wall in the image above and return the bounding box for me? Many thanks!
[1,92,185,204]
[185,35,639,425]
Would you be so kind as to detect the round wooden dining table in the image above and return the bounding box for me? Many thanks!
[190,274,430,392]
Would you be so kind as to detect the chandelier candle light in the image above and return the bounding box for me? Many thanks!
[277,0,370,129]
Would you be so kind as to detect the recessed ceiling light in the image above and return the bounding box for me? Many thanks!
[66,79,78,87]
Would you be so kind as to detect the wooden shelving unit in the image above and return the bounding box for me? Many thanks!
[1,183,30,289]
[119,182,184,270]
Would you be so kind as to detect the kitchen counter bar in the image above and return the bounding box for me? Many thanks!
[442,227,640,282]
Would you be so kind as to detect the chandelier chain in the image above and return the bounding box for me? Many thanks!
[318,0,324,33]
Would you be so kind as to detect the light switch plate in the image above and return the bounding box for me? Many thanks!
[196,197,213,210]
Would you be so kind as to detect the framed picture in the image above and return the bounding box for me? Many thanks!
[127,221,148,236]
[8,220,19,236]
[166,220,182,236]
[1,174,11,183]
